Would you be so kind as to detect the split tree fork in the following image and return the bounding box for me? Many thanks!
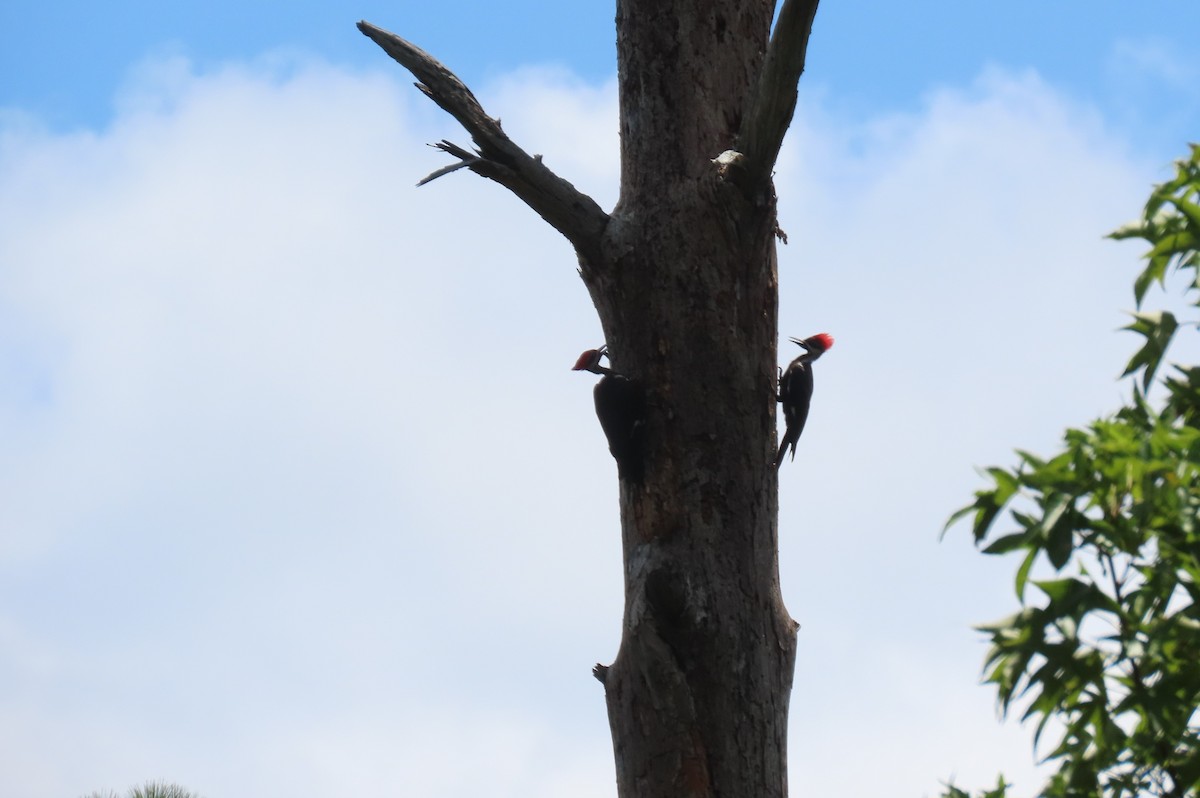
[358,1,823,796]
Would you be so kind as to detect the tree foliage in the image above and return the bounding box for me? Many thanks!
[82,781,203,798]
[944,144,1200,798]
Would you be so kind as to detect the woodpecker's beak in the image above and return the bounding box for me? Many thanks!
[789,337,809,351]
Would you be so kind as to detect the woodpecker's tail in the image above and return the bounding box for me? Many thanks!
[774,437,795,470]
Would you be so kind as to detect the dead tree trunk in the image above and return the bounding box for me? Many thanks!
[359,1,820,795]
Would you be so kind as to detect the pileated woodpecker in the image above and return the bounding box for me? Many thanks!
[573,345,647,482]
[775,333,834,469]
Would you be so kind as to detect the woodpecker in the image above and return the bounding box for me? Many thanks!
[573,345,647,482]
[775,333,834,469]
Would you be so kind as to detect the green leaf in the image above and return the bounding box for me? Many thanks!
[1034,577,1118,617]
[987,467,1021,503]
[1133,257,1168,306]
[1034,493,1075,569]
[968,497,1005,544]
[1121,310,1179,390]
[1015,449,1046,469]
[1044,524,1074,569]
[943,466,1026,544]
[1015,547,1038,601]
[942,503,977,540]
[1147,228,1197,262]
[983,532,1032,555]
[1166,195,1200,232]
[1033,576,1079,603]
[1108,219,1151,243]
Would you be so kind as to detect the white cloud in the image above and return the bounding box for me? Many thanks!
[0,50,1175,798]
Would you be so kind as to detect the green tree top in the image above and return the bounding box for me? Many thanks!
[944,144,1200,798]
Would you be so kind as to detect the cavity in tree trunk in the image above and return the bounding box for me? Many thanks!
[358,1,820,795]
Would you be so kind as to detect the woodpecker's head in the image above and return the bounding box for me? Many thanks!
[791,333,834,358]
[572,345,610,375]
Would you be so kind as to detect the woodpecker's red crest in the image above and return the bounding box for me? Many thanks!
[806,333,834,352]
[572,347,607,373]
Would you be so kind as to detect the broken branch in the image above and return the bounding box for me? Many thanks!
[357,20,610,267]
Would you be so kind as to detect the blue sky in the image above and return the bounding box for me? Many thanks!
[2,3,1199,798]
[5,1,1199,151]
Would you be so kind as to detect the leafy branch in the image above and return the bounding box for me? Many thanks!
[942,144,1200,798]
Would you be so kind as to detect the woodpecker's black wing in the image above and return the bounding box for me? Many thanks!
[775,359,814,468]
[594,374,647,483]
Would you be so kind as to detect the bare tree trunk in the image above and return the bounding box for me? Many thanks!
[359,1,819,794]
